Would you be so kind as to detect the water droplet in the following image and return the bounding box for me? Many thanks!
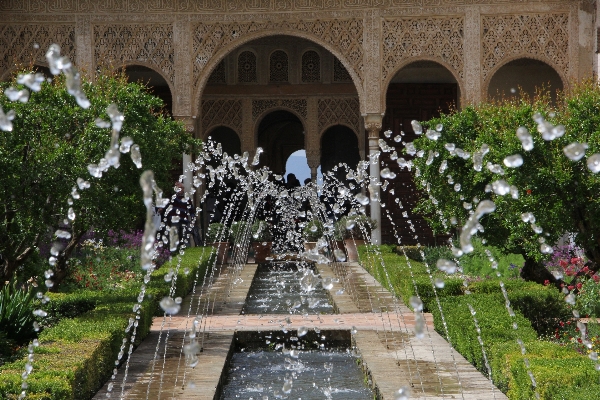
[0,106,15,131]
[563,142,588,161]
[409,296,423,312]
[334,249,346,262]
[395,386,411,400]
[54,229,71,239]
[411,120,423,135]
[425,129,441,140]
[503,154,523,168]
[297,327,308,337]
[355,193,369,206]
[434,278,445,288]
[516,126,534,151]
[436,259,457,274]
[130,144,142,168]
[5,86,30,103]
[585,153,600,173]
[491,179,511,196]
[119,136,133,153]
[159,297,181,315]
[67,207,75,221]
[540,243,553,254]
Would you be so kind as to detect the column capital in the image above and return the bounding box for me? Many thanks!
[305,149,320,169]
[364,113,383,139]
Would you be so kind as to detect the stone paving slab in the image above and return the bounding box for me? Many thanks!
[158,312,434,332]
[94,260,507,400]
[93,263,255,400]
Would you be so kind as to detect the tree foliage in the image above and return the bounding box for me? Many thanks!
[0,72,200,285]
[410,82,600,283]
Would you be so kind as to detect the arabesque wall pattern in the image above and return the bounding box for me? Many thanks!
[0,0,596,244]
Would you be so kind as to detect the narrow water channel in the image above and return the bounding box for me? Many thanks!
[219,264,375,399]
[219,331,374,400]
[243,262,334,315]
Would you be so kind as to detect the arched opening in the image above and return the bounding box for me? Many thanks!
[122,65,172,114]
[207,126,242,159]
[284,150,311,186]
[257,110,304,175]
[381,60,459,245]
[488,58,564,104]
[320,125,360,181]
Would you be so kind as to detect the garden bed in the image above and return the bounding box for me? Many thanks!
[0,247,214,400]
[358,244,600,399]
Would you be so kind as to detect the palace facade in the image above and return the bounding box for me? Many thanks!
[1,0,596,244]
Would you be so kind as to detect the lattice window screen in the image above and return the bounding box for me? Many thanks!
[269,50,288,82]
[208,60,226,84]
[238,51,257,83]
[301,50,320,83]
[333,58,352,82]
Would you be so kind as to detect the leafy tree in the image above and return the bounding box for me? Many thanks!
[409,83,600,284]
[0,72,200,286]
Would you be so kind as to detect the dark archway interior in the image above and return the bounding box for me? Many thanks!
[122,65,172,114]
[320,125,360,180]
[257,110,304,175]
[382,61,459,246]
[208,126,242,159]
[488,58,563,104]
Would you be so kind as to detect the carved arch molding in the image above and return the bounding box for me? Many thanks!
[0,7,573,109]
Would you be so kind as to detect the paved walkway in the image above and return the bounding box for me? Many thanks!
[94,259,507,400]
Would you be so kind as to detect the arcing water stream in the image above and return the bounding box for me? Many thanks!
[4,43,600,400]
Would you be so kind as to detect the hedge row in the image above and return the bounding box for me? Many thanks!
[358,244,598,399]
[358,244,463,310]
[0,247,214,400]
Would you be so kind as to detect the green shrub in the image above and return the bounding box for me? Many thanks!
[205,223,230,243]
[420,245,451,266]
[395,245,423,261]
[0,247,213,399]
[303,219,323,241]
[490,340,599,399]
[465,279,570,336]
[358,245,461,309]
[432,293,538,374]
[0,281,38,346]
[43,292,97,328]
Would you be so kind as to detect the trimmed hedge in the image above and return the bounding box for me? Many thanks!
[490,340,600,399]
[0,247,213,400]
[431,293,538,373]
[467,280,571,336]
[358,244,598,399]
[358,245,463,311]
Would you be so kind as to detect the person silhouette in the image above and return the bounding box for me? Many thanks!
[286,173,301,189]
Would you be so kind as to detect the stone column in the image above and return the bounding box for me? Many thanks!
[75,15,93,80]
[172,20,193,118]
[305,97,320,182]
[365,114,382,245]
[177,117,196,195]
[463,7,482,104]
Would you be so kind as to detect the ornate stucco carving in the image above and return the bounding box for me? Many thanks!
[0,24,75,78]
[201,99,243,134]
[93,24,175,84]
[381,16,465,83]
[192,18,364,95]
[481,13,570,84]
[0,1,578,14]
[252,98,308,121]
[317,97,360,137]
